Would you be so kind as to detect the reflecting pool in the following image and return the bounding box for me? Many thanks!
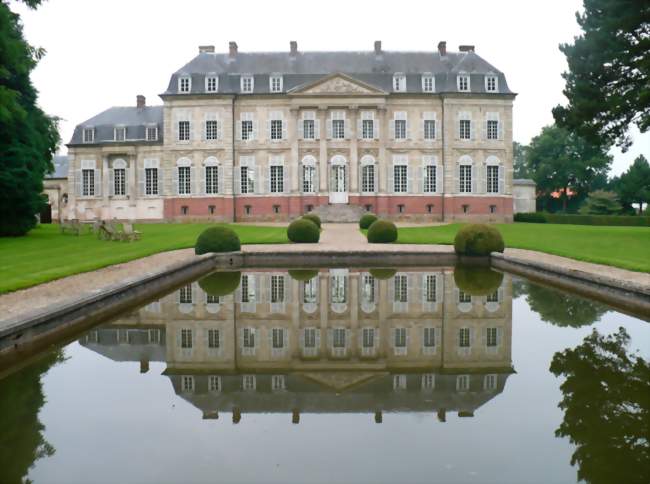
[1,267,648,484]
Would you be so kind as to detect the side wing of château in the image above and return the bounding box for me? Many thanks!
[67,41,517,222]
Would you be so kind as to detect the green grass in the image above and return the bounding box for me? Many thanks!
[395,223,650,273]
[0,223,288,293]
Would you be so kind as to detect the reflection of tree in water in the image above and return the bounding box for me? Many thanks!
[511,278,529,299]
[0,350,64,484]
[526,283,608,327]
[550,328,650,484]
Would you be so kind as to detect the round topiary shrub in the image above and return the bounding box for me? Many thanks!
[359,213,378,229]
[453,224,504,256]
[288,269,319,281]
[369,268,397,280]
[302,213,321,229]
[367,219,398,243]
[453,265,504,296]
[195,226,241,255]
[287,218,320,243]
[198,271,242,297]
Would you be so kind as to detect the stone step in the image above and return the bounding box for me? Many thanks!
[310,204,366,223]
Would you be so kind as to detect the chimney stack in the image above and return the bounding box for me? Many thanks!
[199,45,215,54]
[374,40,382,55]
[229,41,238,58]
[290,40,298,56]
[136,95,146,109]
[459,45,475,53]
[437,41,447,57]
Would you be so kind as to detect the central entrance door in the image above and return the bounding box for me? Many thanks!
[329,156,348,204]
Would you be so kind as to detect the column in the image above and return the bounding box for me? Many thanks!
[318,106,328,193]
[349,106,358,192]
[102,155,110,219]
[129,154,137,211]
[378,108,388,193]
[289,108,300,192]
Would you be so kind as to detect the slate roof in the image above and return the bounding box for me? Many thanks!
[69,106,163,145]
[163,49,514,95]
[46,154,69,179]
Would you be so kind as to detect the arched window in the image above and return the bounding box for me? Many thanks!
[110,158,128,197]
[175,157,193,196]
[360,155,376,193]
[301,155,317,194]
[485,155,504,194]
[422,155,441,193]
[202,156,221,195]
[457,155,475,194]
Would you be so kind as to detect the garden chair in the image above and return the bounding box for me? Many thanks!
[121,222,141,242]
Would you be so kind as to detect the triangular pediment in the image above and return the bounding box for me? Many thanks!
[290,73,386,96]
[298,371,385,392]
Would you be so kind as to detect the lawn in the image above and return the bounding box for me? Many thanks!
[395,223,650,273]
[0,223,288,293]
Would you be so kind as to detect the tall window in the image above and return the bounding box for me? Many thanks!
[180,328,193,348]
[394,328,407,348]
[182,376,194,392]
[145,168,158,196]
[423,164,436,193]
[332,328,346,348]
[362,275,375,303]
[240,166,254,194]
[270,75,283,93]
[423,327,436,348]
[82,169,95,197]
[208,329,220,349]
[206,120,219,140]
[209,376,221,392]
[206,165,219,194]
[424,119,436,140]
[302,164,315,193]
[241,76,254,93]
[487,165,499,193]
[114,127,126,141]
[113,167,126,196]
[459,328,470,347]
[457,74,470,92]
[270,119,283,140]
[303,279,317,303]
[422,75,435,92]
[332,119,345,139]
[458,290,472,303]
[271,275,285,303]
[393,74,406,91]
[362,119,374,139]
[361,164,375,193]
[394,112,407,140]
[179,284,192,303]
[393,164,408,193]
[459,165,472,193]
[303,119,315,139]
[178,121,190,141]
[243,328,255,348]
[362,328,375,348]
[270,165,284,193]
[178,166,191,195]
[485,75,498,92]
[178,77,190,93]
[206,76,218,92]
[486,327,498,347]
[272,328,285,349]
[303,328,317,348]
[459,119,471,139]
[487,119,499,140]
[83,128,94,143]
[146,126,158,141]
[425,275,437,302]
[241,119,253,140]
[394,275,408,302]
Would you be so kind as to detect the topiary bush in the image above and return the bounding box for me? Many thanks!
[514,212,547,223]
[302,213,321,229]
[454,224,504,256]
[359,213,378,229]
[367,219,398,243]
[287,218,320,243]
[288,269,319,281]
[453,265,504,296]
[198,271,241,297]
[369,268,397,280]
[195,226,241,255]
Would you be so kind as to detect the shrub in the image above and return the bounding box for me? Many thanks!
[454,224,505,256]
[453,265,504,296]
[514,212,547,223]
[359,213,378,229]
[579,190,623,215]
[369,268,396,280]
[195,226,241,255]
[198,271,241,296]
[514,212,650,226]
[367,219,398,243]
[287,218,320,243]
[302,213,321,229]
[288,269,319,281]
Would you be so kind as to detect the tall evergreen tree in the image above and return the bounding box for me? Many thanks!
[0,0,59,236]
[614,154,650,211]
[552,0,650,151]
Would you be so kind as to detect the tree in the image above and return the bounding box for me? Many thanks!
[579,190,623,215]
[525,283,608,328]
[550,328,650,484]
[552,0,650,151]
[0,0,59,236]
[513,141,530,178]
[615,154,650,212]
[526,125,611,211]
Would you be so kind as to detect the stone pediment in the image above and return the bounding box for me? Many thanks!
[298,371,385,392]
[290,73,386,96]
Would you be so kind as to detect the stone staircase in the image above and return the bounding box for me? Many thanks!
[310,204,366,223]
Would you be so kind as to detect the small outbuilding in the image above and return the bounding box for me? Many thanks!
[513,179,536,213]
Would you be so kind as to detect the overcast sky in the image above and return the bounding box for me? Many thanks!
[12,0,648,176]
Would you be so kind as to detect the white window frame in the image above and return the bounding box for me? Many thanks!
[178,76,191,93]
[457,74,470,92]
[423,112,436,141]
[240,112,255,141]
[176,157,192,196]
[269,74,283,93]
[112,159,127,197]
[145,124,158,141]
[392,156,408,193]
[330,110,346,139]
[301,155,317,194]
[459,156,473,194]
[485,74,498,92]
[204,157,220,195]
[360,155,376,194]
[459,116,471,140]
[421,74,435,92]
[113,125,126,142]
[205,74,218,93]
[241,75,254,93]
[269,162,284,194]
[422,156,437,193]
[82,127,95,143]
[393,73,406,92]
[393,111,407,140]
[205,118,219,141]
[178,120,191,142]
[269,111,284,141]
[485,155,504,194]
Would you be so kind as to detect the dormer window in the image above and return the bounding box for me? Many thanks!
[485,75,498,92]
[241,75,254,93]
[393,74,406,92]
[178,76,191,93]
[83,127,95,143]
[146,125,158,141]
[270,75,283,93]
[422,74,435,93]
[205,75,218,93]
[114,126,126,141]
[457,74,470,92]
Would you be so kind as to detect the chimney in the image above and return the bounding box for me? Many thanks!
[374,40,382,55]
[459,45,475,53]
[437,41,447,57]
[290,40,298,56]
[229,41,238,58]
[199,45,215,54]
[136,95,146,109]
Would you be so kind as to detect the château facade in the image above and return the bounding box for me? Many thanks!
[67,41,516,222]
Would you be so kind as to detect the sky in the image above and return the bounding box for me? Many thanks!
[11,0,649,176]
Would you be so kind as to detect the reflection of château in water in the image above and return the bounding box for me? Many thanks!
[81,268,513,422]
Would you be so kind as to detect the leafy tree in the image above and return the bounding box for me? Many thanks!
[526,125,611,212]
[579,190,623,215]
[525,283,608,327]
[0,0,59,236]
[550,328,650,484]
[513,141,530,178]
[552,0,650,151]
[614,154,650,212]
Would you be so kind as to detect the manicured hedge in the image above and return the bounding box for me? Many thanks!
[287,218,320,243]
[359,213,378,229]
[302,213,322,229]
[453,265,503,296]
[195,226,241,254]
[367,219,398,243]
[454,224,505,256]
[515,212,650,226]
[198,271,241,296]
